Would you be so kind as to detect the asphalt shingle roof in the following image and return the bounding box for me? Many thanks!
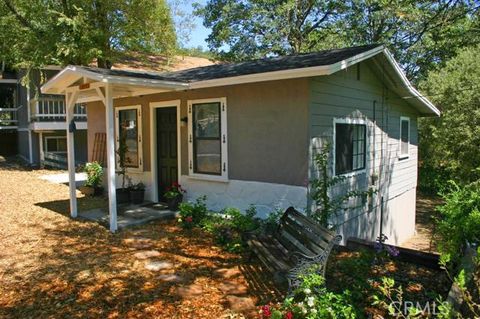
[81,44,381,83]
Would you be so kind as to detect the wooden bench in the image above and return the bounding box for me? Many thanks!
[246,207,342,290]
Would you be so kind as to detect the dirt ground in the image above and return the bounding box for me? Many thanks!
[400,194,443,252]
[0,158,279,319]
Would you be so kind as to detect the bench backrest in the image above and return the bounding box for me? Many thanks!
[276,207,336,257]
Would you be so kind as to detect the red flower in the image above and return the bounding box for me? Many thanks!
[185,216,193,223]
[261,305,271,318]
[285,311,293,319]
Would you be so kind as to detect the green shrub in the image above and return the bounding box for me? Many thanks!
[437,181,480,263]
[84,161,103,188]
[418,162,451,195]
[178,196,208,229]
[200,205,261,253]
[260,272,357,319]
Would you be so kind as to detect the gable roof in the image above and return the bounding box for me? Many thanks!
[41,44,439,116]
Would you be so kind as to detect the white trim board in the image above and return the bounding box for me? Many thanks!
[187,97,228,182]
[149,100,182,202]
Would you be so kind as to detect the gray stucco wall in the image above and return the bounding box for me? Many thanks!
[308,60,420,245]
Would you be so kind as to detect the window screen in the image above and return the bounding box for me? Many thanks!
[118,109,139,168]
[400,118,410,156]
[193,102,221,175]
[335,123,366,175]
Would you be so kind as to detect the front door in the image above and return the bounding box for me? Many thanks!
[156,107,178,201]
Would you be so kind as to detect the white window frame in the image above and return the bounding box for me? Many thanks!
[333,117,368,177]
[115,105,143,172]
[187,97,228,182]
[44,136,67,154]
[399,116,410,159]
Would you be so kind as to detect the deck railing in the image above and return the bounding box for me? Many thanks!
[31,96,87,122]
[0,106,19,129]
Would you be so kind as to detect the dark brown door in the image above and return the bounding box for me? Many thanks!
[156,107,178,201]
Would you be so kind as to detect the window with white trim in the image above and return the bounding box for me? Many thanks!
[334,119,367,175]
[115,105,143,171]
[45,136,67,153]
[399,116,410,158]
[188,98,228,180]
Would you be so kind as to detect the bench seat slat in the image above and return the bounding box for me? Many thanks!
[279,220,327,255]
[285,210,335,241]
[248,235,291,272]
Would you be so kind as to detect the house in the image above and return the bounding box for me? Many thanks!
[41,44,439,245]
[0,67,88,168]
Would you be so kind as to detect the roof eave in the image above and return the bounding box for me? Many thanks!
[382,49,440,117]
[41,65,189,95]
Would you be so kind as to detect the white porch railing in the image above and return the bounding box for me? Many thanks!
[0,106,19,129]
[43,152,68,169]
[31,96,87,122]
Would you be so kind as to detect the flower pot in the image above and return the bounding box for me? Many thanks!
[130,189,145,204]
[166,194,183,211]
[116,188,130,204]
[79,185,95,196]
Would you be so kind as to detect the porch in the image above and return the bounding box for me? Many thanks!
[78,202,177,230]
[41,65,188,232]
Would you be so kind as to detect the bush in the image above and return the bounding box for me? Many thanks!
[418,161,451,195]
[84,162,103,188]
[260,272,357,319]
[201,206,261,253]
[437,181,480,263]
[178,196,208,229]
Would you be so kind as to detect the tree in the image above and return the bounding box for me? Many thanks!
[197,0,345,61]
[197,0,479,79]
[419,45,480,184]
[0,0,177,69]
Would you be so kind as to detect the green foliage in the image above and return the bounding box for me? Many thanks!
[201,205,260,253]
[0,0,177,69]
[419,45,480,186]
[197,0,478,79]
[260,273,357,319]
[436,181,480,263]
[84,161,103,188]
[417,161,451,196]
[372,276,456,319]
[310,143,375,228]
[178,195,208,229]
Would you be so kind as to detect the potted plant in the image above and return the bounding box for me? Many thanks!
[80,161,103,196]
[116,125,130,204]
[129,182,145,204]
[164,182,186,210]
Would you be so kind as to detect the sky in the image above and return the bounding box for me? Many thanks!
[174,0,211,49]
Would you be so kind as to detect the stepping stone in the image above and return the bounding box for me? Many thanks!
[158,274,185,283]
[218,282,247,295]
[213,267,242,280]
[176,283,204,298]
[124,237,153,249]
[144,260,173,271]
[225,295,256,314]
[134,250,161,259]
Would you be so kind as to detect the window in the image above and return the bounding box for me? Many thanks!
[334,120,367,175]
[45,136,67,153]
[115,105,143,171]
[188,98,228,180]
[399,116,410,158]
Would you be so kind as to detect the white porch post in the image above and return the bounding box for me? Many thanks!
[66,90,79,218]
[104,84,118,232]
[38,132,44,168]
